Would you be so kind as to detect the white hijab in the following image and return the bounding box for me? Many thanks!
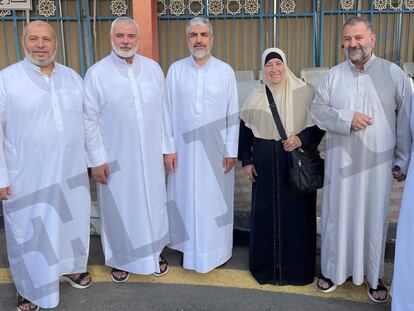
[240,48,314,140]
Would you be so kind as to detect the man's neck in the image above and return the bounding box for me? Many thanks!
[193,54,210,67]
[40,62,54,76]
[352,53,373,70]
[113,51,135,64]
[124,56,134,64]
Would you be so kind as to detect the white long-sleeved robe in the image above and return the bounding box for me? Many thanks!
[0,59,91,308]
[165,56,239,273]
[83,52,170,274]
[311,55,412,288]
[392,95,414,311]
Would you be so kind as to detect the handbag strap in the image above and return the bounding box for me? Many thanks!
[265,85,288,141]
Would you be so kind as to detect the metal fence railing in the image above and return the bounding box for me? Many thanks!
[0,0,132,76]
[157,0,414,75]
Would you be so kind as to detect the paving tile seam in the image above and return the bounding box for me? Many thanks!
[0,265,384,305]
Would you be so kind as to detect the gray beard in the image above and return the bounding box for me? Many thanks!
[189,45,212,60]
[24,46,56,67]
[345,45,371,64]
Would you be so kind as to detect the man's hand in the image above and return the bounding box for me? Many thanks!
[244,164,257,182]
[282,135,302,152]
[223,157,236,174]
[352,112,372,131]
[0,187,11,200]
[91,163,110,184]
[392,165,406,182]
[164,153,177,172]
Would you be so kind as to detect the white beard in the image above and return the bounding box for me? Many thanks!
[111,41,138,59]
[24,46,56,67]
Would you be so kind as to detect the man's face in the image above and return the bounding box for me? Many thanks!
[187,25,213,60]
[23,21,57,67]
[264,58,286,86]
[111,22,139,59]
[343,22,376,65]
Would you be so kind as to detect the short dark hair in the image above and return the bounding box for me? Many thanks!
[343,16,374,33]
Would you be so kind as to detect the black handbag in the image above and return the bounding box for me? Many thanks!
[265,85,324,193]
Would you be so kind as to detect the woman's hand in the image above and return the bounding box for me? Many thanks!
[283,135,302,152]
[244,164,258,182]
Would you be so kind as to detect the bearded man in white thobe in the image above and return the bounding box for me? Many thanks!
[83,17,171,282]
[0,21,92,311]
[311,16,412,303]
[164,17,239,273]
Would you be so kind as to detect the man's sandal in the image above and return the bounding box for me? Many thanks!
[110,268,130,283]
[365,279,389,304]
[17,293,39,311]
[316,274,337,293]
[153,255,169,277]
[61,272,92,289]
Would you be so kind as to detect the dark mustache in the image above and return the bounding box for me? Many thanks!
[347,47,362,51]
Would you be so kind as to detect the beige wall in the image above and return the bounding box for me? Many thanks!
[0,0,130,73]
[158,3,413,75]
[1,1,413,75]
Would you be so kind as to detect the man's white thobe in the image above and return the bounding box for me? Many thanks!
[0,59,91,308]
[165,56,239,273]
[311,55,412,288]
[83,52,170,274]
[392,95,414,311]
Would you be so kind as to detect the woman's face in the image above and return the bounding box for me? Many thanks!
[264,58,286,86]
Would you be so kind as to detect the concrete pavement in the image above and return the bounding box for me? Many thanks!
[0,231,393,311]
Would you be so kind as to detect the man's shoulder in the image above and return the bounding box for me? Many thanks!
[0,61,24,77]
[328,61,347,74]
[136,54,162,69]
[55,62,82,79]
[169,57,190,70]
[166,57,191,77]
[211,57,235,74]
[86,55,112,75]
[374,56,393,65]
[374,57,404,74]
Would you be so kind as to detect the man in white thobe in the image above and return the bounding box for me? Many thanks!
[83,17,170,281]
[311,17,412,303]
[0,21,91,310]
[392,94,414,311]
[164,17,239,273]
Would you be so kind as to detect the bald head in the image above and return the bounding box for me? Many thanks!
[23,20,56,39]
[22,20,57,67]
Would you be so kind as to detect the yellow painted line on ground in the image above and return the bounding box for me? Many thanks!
[0,266,378,304]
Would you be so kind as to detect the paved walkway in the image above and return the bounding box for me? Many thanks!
[0,232,394,310]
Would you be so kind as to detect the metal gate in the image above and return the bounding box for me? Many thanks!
[157,0,414,75]
[0,0,132,76]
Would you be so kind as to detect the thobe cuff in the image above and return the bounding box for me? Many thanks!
[241,159,253,167]
[224,142,238,157]
[338,108,354,135]
[86,147,108,167]
[0,170,9,188]
[393,158,409,175]
[162,137,176,154]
